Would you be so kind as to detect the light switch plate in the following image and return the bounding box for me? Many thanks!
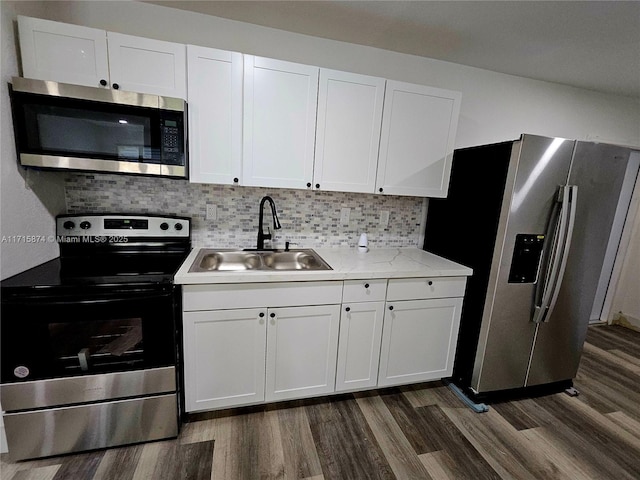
[380,210,389,227]
[340,207,351,225]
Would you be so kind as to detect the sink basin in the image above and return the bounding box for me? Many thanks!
[197,251,262,271]
[189,249,331,272]
[262,251,329,270]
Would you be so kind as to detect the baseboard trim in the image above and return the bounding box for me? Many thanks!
[612,313,640,332]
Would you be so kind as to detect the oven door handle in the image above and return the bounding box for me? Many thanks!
[3,291,174,306]
[74,294,174,305]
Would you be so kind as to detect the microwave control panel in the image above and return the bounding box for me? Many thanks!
[160,119,184,165]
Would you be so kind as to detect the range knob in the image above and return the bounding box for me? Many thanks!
[174,223,183,231]
[63,220,75,230]
[160,222,169,231]
[79,221,91,230]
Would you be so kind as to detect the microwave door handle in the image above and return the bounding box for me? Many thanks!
[532,185,577,324]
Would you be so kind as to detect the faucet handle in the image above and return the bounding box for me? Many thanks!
[285,241,298,251]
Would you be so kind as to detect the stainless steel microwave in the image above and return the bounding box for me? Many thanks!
[9,77,187,178]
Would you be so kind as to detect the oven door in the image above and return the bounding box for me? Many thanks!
[1,286,178,386]
[1,286,180,460]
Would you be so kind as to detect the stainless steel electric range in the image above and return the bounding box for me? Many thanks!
[0,214,191,461]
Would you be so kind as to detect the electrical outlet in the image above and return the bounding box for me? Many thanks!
[206,204,217,221]
[340,207,351,225]
[380,210,390,227]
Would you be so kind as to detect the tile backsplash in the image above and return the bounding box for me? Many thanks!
[65,174,425,249]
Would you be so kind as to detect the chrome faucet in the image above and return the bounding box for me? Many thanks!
[257,196,281,250]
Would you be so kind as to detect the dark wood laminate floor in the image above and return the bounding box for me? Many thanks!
[2,325,639,480]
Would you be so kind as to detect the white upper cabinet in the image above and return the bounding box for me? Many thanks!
[187,46,243,185]
[18,16,463,197]
[18,16,109,88]
[376,81,461,197]
[106,33,186,98]
[18,16,186,98]
[243,55,319,190]
[314,69,385,193]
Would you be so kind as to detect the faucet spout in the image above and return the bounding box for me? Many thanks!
[257,196,281,249]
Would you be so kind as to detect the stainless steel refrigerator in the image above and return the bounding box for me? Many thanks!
[424,134,639,398]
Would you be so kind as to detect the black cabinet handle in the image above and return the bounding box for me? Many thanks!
[233,177,239,183]
[345,307,351,312]
[259,312,265,317]
[315,183,320,189]
[364,283,370,289]
[99,79,107,86]
[307,182,311,188]
[270,312,276,318]
[112,83,120,90]
[428,281,433,286]
[379,188,384,193]
[388,305,394,311]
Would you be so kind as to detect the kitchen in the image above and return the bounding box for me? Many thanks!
[1,1,640,478]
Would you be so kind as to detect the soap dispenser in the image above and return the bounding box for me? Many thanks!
[358,233,369,253]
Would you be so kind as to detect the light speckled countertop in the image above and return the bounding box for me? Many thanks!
[174,247,472,285]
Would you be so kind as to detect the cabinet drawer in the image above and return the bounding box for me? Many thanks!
[342,279,387,303]
[386,277,466,301]
[183,281,343,311]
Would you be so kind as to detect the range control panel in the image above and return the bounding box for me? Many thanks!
[56,214,190,239]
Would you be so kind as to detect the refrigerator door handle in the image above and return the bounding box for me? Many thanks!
[532,185,578,323]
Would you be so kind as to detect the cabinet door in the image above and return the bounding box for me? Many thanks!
[376,81,461,197]
[335,302,385,392]
[314,69,385,193]
[106,32,186,98]
[243,55,319,189]
[187,46,243,184]
[265,305,340,402]
[377,298,463,387]
[183,308,266,412]
[18,16,109,88]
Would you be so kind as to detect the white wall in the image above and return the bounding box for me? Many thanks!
[0,1,66,280]
[608,166,640,329]
[32,0,640,149]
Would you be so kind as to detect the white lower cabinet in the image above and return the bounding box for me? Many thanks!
[182,276,465,411]
[182,282,342,412]
[265,305,340,402]
[335,301,385,392]
[377,297,463,387]
[184,304,339,411]
[182,308,266,412]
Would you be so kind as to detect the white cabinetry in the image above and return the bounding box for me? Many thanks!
[182,308,266,412]
[105,33,186,98]
[335,279,387,392]
[265,305,340,402]
[187,46,243,184]
[314,70,385,193]
[182,274,467,411]
[18,16,109,89]
[18,16,186,98]
[243,55,319,189]
[376,81,461,197]
[377,277,465,387]
[182,282,342,411]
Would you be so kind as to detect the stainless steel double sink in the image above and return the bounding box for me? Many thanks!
[188,249,332,272]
